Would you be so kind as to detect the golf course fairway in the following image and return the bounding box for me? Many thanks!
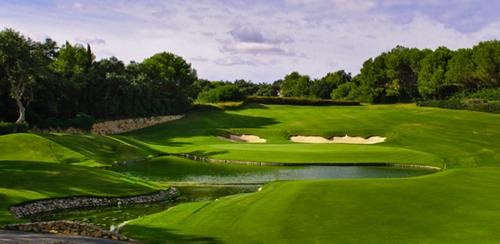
[1,103,500,243]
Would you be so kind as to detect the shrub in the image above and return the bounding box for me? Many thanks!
[0,121,29,135]
[217,101,246,110]
[35,113,96,132]
[246,96,360,106]
[417,100,500,114]
[197,84,246,103]
[449,88,500,101]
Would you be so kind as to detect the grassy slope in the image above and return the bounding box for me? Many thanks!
[129,104,499,168]
[123,104,500,243]
[0,133,160,225]
[125,168,500,243]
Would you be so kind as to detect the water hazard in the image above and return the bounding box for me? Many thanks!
[112,156,436,184]
[39,157,436,229]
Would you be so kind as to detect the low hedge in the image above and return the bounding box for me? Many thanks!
[34,113,96,131]
[246,96,360,106]
[0,121,29,135]
[449,88,500,101]
[417,100,500,114]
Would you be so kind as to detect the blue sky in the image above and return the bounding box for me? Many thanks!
[1,0,499,83]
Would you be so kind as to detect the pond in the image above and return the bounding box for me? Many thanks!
[112,156,436,184]
[37,156,436,229]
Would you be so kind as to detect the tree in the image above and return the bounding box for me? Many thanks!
[385,46,428,101]
[50,41,95,117]
[141,52,197,99]
[281,71,311,97]
[312,70,352,99]
[355,55,390,103]
[0,28,53,123]
[234,79,259,96]
[418,46,455,99]
[255,83,279,96]
[472,40,500,88]
[446,48,477,91]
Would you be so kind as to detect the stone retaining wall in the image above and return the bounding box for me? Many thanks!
[9,188,178,219]
[91,115,184,135]
[3,221,127,240]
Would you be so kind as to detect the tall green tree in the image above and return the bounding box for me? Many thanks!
[356,55,390,103]
[50,41,95,117]
[234,79,259,96]
[0,28,53,123]
[281,71,311,97]
[311,70,352,99]
[472,40,500,88]
[385,46,428,101]
[445,48,477,91]
[418,46,455,99]
[141,52,197,99]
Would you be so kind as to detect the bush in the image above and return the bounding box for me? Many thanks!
[35,113,96,132]
[197,84,245,103]
[217,101,246,110]
[449,88,500,101]
[0,121,29,135]
[246,96,360,106]
[417,100,500,114]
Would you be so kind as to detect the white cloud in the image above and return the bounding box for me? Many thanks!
[73,2,83,9]
[1,0,498,83]
[75,37,106,45]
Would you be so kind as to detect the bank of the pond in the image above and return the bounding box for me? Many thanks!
[9,189,178,219]
[175,153,442,170]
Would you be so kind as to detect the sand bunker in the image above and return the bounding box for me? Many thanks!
[218,134,267,143]
[290,135,386,144]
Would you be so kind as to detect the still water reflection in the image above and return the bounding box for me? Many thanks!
[113,156,434,184]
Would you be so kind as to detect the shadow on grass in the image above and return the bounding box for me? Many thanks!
[40,134,157,165]
[234,102,269,110]
[124,225,222,243]
[0,161,153,195]
[127,109,279,144]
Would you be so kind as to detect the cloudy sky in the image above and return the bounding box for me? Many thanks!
[1,0,499,83]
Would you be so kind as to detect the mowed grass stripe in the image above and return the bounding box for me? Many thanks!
[124,168,500,243]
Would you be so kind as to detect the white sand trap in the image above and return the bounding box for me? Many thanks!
[290,135,386,144]
[218,134,267,143]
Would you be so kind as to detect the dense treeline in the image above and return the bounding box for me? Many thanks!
[270,42,500,103]
[0,28,196,128]
[1,27,499,129]
[198,40,499,104]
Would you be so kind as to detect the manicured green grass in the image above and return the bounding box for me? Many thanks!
[2,103,500,243]
[121,103,500,243]
[0,133,160,225]
[129,104,500,168]
[0,160,159,224]
[0,133,158,166]
[124,168,500,243]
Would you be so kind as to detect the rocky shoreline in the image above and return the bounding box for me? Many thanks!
[9,188,178,219]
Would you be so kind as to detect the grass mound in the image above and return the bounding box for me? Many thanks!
[0,160,158,224]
